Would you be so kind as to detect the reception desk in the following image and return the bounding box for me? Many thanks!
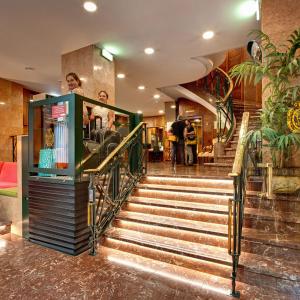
[28,94,139,255]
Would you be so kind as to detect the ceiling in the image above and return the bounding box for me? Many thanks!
[0,0,259,116]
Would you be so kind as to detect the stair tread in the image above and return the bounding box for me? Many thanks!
[106,227,231,264]
[204,163,233,167]
[137,183,233,195]
[117,210,228,235]
[101,245,292,300]
[129,196,229,213]
[106,227,300,281]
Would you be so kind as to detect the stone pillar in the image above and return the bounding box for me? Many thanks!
[61,45,115,105]
[261,0,300,103]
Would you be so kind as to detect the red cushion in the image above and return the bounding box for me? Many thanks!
[0,162,4,174]
[0,162,17,183]
[0,182,17,188]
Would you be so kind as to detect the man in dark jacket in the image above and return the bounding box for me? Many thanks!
[170,115,186,166]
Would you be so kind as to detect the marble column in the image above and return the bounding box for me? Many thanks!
[261,0,300,103]
[61,45,115,105]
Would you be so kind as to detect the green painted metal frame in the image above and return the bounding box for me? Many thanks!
[28,93,136,179]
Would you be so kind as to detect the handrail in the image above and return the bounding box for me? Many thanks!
[216,67,234,104]
[85,122,145,174]
[229,112,250,177]
[86,122,147,256]
[227,111,250,298]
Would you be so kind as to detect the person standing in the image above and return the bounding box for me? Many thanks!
[184,120,196,165]
[170,115,186,167]
[90,90,114,130]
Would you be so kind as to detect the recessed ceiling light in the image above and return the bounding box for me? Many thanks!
[153,94,160,99]
[144,48,155,55]
[238,0,258,18]
[80,77,87,82]
[159,110,164,114]
[137,110,143,114]
[171,105,176,109]
[0,102,5,105]
[83,1,98,12]
[202,31,214,40]
[138,85,145,90]
[117,73,126,79]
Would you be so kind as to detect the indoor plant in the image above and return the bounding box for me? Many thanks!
[229,29,300,168]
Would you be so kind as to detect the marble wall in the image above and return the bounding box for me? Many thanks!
[61,45,115,105]
[0,79,24,161]
[261,0,300,102]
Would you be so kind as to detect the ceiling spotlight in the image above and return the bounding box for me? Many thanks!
[138,85,145,90]
[158,110,164,114]
[83,1,98,12]
[137,110,143,114]
[117,73,126,79]
[144,48,155,55]
[171,105,176,109]
[153,94,160,99]
[238,0,258,18]
[202,31,215,40]
[0,102,5,105]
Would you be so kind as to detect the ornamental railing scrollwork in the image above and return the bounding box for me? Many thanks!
[85,122,147,256]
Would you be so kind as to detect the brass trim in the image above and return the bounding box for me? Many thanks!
[216,67,234,105]
[85,122,145,174]
[228,198,233,255]
[229,112,250,177]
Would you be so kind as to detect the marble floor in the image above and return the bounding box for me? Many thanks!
[0,233,234,300]
[147,162,228,177]
[0,232,293,300]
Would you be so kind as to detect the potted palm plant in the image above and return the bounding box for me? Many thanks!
[230,29,300,170]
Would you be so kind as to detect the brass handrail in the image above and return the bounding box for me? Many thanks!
[85,122,145,174]
[229,112,250,177]
[216,67,234,104]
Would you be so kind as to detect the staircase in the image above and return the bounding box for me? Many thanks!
[100,175,300,299]
[203,105,261,174]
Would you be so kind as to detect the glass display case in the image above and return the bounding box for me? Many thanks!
[28,93,138,181]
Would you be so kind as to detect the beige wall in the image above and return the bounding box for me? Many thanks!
[61,45,116,105]
[0,79,24,161]
[261,0,300,102]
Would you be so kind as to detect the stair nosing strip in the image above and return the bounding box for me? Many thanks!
[116,215,228,237]
[106,234,232,267]
[136,185,233,196]
[127,200,228,215]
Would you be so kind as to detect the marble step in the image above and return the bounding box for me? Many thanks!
[105,227,300,295]
[133,188,231,205]
[123,202,228,225]
[214,156,235,163]
[105,227,232,274]
[224,148,237,156]
[136,183,233,196]
[141,176,233,190]
[113,218,228,248]
[129,196,229,213]
[100,246,291,300]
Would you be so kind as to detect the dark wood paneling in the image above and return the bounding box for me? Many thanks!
[28,180,89,255]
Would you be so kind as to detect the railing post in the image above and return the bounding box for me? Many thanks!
[230,176,241,298]
[88,174,97,256]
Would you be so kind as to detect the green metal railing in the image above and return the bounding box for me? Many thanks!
[85,122,147,256]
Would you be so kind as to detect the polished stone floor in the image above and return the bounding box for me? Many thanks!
[0,234,233,300]
[0,233,292,300]
[147,162,228,177]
